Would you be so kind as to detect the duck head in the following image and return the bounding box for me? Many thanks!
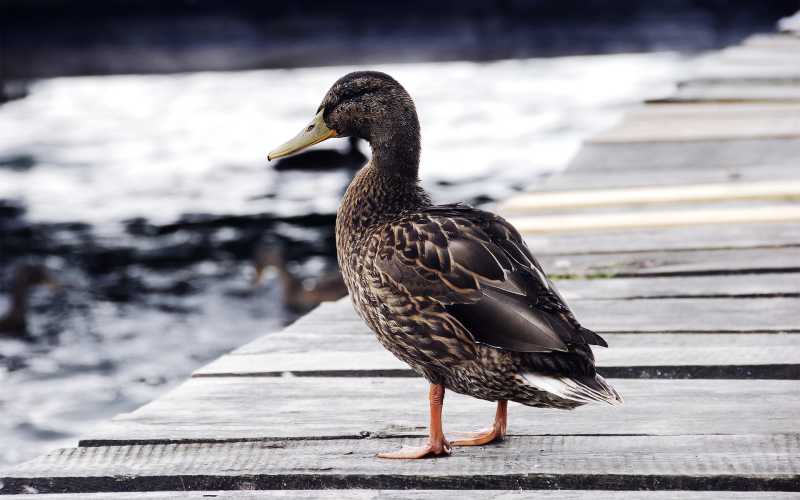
[269,71,420,177]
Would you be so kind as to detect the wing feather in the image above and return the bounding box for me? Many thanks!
[372,204,607,354]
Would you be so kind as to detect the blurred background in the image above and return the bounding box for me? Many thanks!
[1,0,797,467]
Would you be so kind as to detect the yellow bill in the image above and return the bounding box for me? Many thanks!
[268,109,338,161]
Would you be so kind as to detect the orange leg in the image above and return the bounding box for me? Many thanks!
[377,383,451,459]
[451,400,507,446]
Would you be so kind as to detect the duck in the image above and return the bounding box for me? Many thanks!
[252,242,347,313]
[268,71,621,459]
[0,263,56,337]
[272,136,366,172]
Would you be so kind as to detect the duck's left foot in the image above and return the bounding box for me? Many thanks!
[451,399,508,447]
[376,438,451,459]
[378,383,452,459]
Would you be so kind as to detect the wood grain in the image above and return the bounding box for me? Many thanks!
[539,250,800,277]
[567,139,800,171]
[76,378,800,445]
[590,103,800,143]
[658,82,800,103]
[535,164,800,191]
[521,222,800,254]
[11,491,800,500]
[508,205,800,234]
[194,331,800,378]
[4,434,797,493]
[499,180,800,212]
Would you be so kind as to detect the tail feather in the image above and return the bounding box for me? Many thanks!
[523,372,623,406]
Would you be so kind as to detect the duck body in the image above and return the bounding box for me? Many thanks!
[337,163,616,409]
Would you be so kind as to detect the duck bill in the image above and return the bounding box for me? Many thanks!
[268,110,337,161]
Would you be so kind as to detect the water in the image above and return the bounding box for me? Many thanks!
[0,53,684,466]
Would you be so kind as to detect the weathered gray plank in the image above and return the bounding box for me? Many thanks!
[243,294,800,334]
[556,273,800,297]
[4,435,797,493]
[572,297,799,332]
[744,34,800,49]
[234,325,800,358]
[540,249,800,277]
[687,59,800,83]
[532,163,799,191]
[78,379,800,444]
[8,492,800,500]
[195,331,800,378]
[657,81,800,103]
[716,45,800,64]
[567,139,800,171]
[508,205,800,234]
[590,103,800,143]
[522,222,800,254]
[499,180,800,212]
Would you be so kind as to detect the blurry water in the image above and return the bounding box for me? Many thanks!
[0,53,683,466]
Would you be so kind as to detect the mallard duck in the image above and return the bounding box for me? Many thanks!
[252,242,348,313]
[0,263,56,337]
[268,71,621,459]
[272,137,366,171]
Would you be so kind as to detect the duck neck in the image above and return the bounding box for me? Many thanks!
[368,113,421,180]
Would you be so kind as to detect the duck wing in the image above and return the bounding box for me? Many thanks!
[372,204,607,354]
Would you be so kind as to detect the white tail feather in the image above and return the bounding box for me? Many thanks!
[523,372,623,406]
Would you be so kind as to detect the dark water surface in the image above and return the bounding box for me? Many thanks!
[0,54,683,466]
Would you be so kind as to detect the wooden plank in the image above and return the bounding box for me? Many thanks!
[228,302,800,375]
[622,103,800,116]
[533,164,799,191]
[499,180,800,212]
[571,297,800,333]
[4,434,797,493]
[498,198,800,219]
[540,248,800,277]
[76,379,800,445]
[195,332,800,378]
[239,293,800,337]
[507,205,800,234]
[744,34,800,49]
[567,139,800,171]
[687,60,800,83]
[717,45,800,63]
[234,296,800,356]
[657,82,800,103]
[500,180,800,213]
[236,328,800,359]
[590,104,800,143]
[10,492,800,500]
[521,222,800,254]
[555,273,800,298]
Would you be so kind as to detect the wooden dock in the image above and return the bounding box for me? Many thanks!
[3,21,800,499]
